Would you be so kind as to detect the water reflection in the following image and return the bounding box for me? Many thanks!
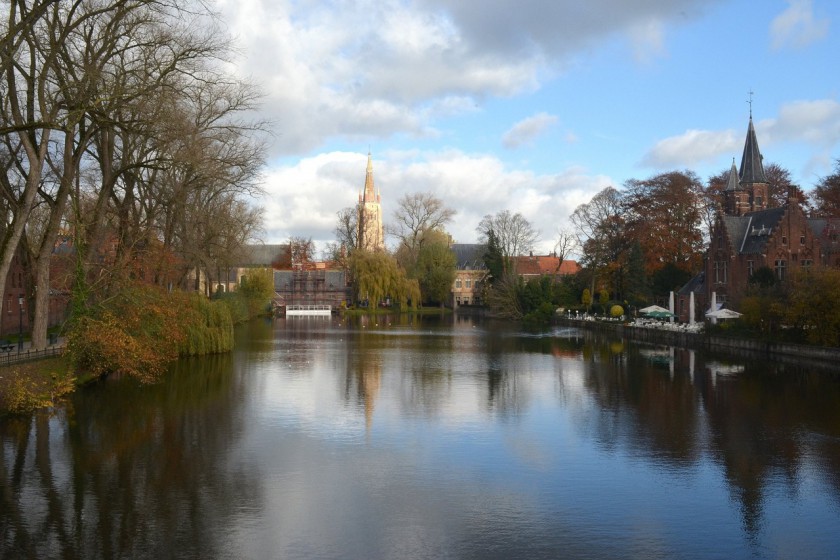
[1,316,839,559]
[1,354,261,559]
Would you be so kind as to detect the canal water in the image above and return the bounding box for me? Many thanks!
[2,314,839,559]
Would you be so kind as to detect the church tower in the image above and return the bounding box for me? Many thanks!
[358,152,384,252]
[723,115,769,216]
[738,116,768,213]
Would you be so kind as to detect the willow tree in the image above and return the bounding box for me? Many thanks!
[349,251,419,310]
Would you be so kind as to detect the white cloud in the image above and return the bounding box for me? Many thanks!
[640,99,840,179]
[626,18,667,63]
[641,129,739,168]
[762,99,840,146]
[257,150,613,254]
[212,0,714,156]
[502,112,559,149]
[770,0,829,50]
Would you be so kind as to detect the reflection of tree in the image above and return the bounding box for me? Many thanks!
[0,354,262,558]
[698,365,840,536]
[576,333,703,463]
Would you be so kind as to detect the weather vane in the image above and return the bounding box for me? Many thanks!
[747,90,754,118]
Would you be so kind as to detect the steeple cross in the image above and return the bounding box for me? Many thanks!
[747,90,754,118]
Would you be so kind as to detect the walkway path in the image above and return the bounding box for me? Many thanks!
[0,338,66,367]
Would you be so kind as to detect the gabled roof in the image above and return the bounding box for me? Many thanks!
[739,117,768,185]
[511,255,580,276]
[677,271,705,295]
[239,244,289,267]
[720,206,786,255]
[450,243,487,270]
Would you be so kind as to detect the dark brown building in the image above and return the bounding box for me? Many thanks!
[679,116,827,322]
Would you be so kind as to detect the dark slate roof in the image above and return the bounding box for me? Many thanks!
[722,206,786,255]
[809,218,828,238]
[739,117,768,185]
[450,243,487,270]
[239,244,288,267]
[724,160,740,192]
[677,271,705,295]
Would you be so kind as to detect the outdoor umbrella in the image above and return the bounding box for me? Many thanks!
[705,308,742,320]
[640,305,671,315]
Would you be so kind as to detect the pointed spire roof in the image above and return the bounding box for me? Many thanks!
[738,117,767,184]
[724,158,740,191]
[362,151,376,202]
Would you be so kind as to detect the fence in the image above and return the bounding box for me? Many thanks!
[0,346,64,368]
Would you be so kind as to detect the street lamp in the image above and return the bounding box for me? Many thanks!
[18,295,24,351]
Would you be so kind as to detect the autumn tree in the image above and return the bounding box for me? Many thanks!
[289,236,315,269]
[764,163,808,209]
[570,186,627,298]
[1,0,265,348]
[702,168,730,239]
[622,170,705,277]
[811,159,840,218]
[784,268,840,346]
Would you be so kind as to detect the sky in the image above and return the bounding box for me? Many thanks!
[213,0,840,255]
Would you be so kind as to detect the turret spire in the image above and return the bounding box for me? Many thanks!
[739,116,767,185]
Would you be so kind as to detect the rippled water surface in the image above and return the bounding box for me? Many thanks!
[2,314,840,559]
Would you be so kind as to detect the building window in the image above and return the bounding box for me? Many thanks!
[802,259,813,268]
[714,261,728,284]
[800,235,806,245]
[465,279,472,289]
[747,260,754,277]
[455,279,462,289]
[755,196,763,206]
[792,253,798,262]
[782,236,787,245]
[775,259,786,280]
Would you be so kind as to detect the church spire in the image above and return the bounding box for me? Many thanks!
[739,116,767,185]
[362,151,376,202]
[724,158,739,192]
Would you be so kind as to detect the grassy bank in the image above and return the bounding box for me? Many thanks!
[0,357,78,417]
[1,273,275,416]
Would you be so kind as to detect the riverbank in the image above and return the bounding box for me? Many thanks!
[0,356,79,416]
[559,317,840,369]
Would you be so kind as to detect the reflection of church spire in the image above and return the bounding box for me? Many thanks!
[361,363,381,433]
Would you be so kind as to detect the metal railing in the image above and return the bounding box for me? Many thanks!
[0,346,65,367]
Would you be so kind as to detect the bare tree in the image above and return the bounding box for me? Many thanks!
[1,0,266,346]
[553,227,578,265]
[476,210,539,259]
[334,206,359,252]
[388,192,455,266]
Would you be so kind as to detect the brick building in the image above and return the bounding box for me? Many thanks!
[678,116,831,322]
